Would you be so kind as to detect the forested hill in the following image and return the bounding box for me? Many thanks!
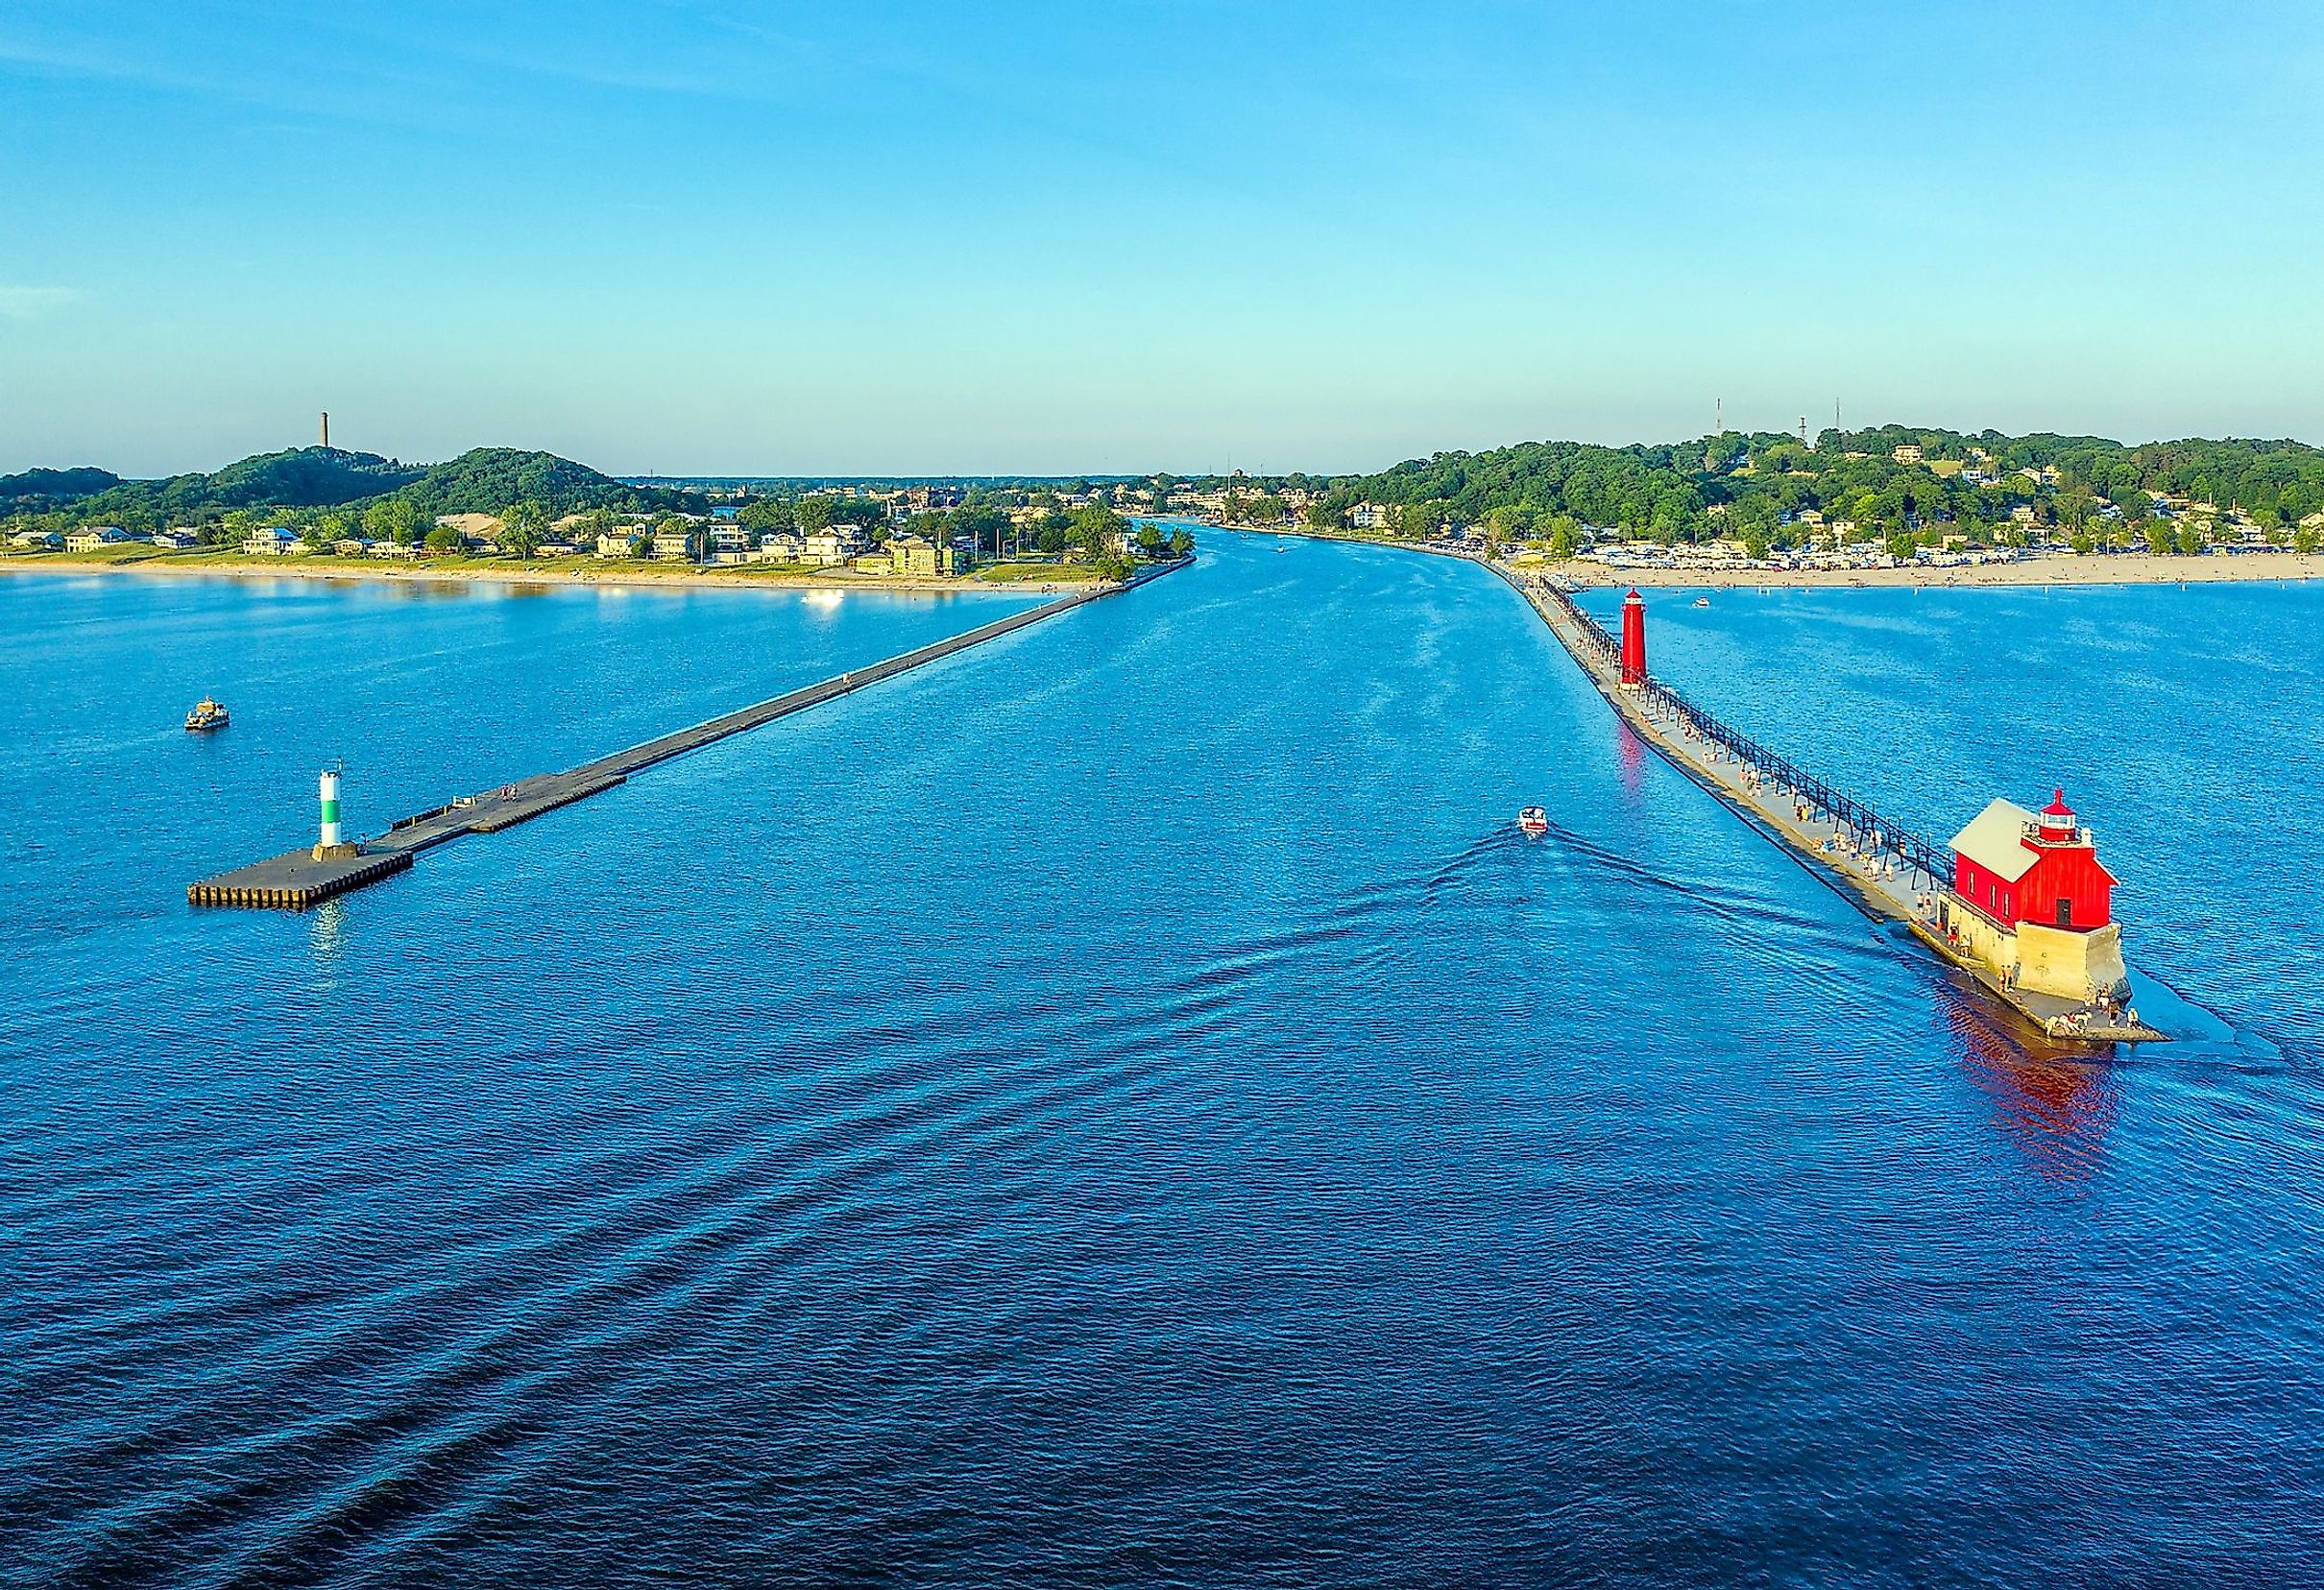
[0,467,122,509]
[1,446,701,523]
[1304,427,2324,543]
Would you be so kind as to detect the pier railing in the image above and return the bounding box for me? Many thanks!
[1535,581,1955,887]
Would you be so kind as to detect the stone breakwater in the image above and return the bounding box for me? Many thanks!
[188,558,1193,910]
[1489,562,2163,1045]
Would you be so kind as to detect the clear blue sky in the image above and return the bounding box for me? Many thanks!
[4,1,2320,476]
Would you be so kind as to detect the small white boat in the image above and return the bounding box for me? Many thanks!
[1693,596,1710,608]
[1517,806,1549,836]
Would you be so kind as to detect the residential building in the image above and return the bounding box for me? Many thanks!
[10,528,62,549]
[651,527,698,561]
[803,527,869,566]
[243,525,297,556]
[64,526,133,552]
[1893,444,1925,464]
[748,531,805,563]
[886,533,963,577]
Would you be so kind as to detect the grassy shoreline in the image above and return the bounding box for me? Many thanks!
[0,546,1102,595]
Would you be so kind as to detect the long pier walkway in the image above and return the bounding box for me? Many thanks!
[190,559,1191,909]
[1492,563,2161,1045]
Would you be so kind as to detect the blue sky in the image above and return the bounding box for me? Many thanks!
[3,1,2320,475]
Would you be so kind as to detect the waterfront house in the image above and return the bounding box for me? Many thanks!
[651,527,698,561]
[369,540,420,559]
[329,537,371,556]
[152,529,200,550]
[708,525,750,556]
[852,549,896,576]
[10,528,62,550]
[749,531,805,563]
[243,525,297,556]
[803,527,869,566]
[596,530,641,558]
[65,526,133,552]
[885,533,962,577]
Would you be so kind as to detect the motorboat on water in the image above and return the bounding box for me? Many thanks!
[1517,805,1549,836]
[1693,596,1710,608]
[184,697,230,733]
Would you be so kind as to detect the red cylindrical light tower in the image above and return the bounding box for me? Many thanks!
[1619,588,1648,686]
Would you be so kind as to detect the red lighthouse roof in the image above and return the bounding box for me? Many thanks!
[2042,788,2074,819]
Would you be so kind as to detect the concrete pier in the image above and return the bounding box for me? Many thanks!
[190,558,1191,909]
[1495,562,2164,1046]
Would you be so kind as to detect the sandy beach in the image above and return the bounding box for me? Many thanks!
[1547,550,2322,590]
[0,552,1094,597]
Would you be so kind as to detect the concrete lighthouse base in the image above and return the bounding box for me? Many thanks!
[2013,919,2130,1003]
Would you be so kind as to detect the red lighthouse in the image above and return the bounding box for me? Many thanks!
[1618,589,1648,686]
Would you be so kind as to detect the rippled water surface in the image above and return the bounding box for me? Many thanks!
[5,547,2321,1587]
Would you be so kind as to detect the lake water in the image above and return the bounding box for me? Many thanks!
[4,546,2320,1586]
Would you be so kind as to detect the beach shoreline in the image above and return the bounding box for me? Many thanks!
[1548,550,2323,590]
[0,552,1094,597]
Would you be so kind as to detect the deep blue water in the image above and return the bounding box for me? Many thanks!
[4,545,2321,1587]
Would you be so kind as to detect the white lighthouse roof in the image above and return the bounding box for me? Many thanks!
[1949,798,2042,881]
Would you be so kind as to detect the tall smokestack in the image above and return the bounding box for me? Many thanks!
[320,411,329,448]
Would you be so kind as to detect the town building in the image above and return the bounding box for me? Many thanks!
[885,533,963,577]
[1937,790,2126,1003]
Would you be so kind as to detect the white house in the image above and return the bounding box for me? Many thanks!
[802,527,869,566]
[243,525,298,556]
[64,526,133,552]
